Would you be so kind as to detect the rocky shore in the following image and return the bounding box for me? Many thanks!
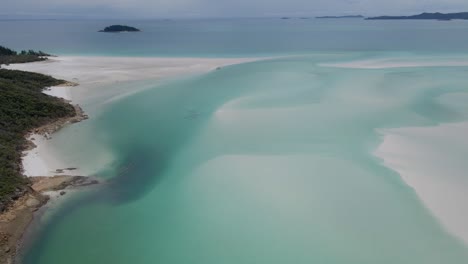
[0,176,98,264]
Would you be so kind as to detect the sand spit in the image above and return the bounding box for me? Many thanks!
[5,56,259,177]
[375,122,468,246]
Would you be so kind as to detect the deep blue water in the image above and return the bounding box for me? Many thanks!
[2,18,468,56]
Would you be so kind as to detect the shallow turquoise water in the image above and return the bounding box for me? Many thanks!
[21,54,468,263]
[6,19,468,263]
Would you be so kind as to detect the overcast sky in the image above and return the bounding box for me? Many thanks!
[3,0,468,19]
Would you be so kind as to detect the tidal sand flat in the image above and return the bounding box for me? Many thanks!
[326,55,468,246]
[17,54,468,264]
[5,56,256,178]
[376,122,468,245]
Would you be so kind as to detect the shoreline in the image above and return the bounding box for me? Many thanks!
[0,175,99,264]
[0,55,261,264]
[6,55,259,177]
[0,73,91,263]
[375,121,468,246]
[21,102,88,177]
[5,55,262,178]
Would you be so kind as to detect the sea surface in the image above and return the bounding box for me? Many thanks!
[2,18,468,263]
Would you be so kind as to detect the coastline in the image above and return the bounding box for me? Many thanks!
[0,94,91,264]
[5,56,259,177]
[0,175,99,264]
[0,55,260,264]
[375,121,468,246]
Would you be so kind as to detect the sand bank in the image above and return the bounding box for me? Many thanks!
[1,55,259,263]
[5,56,258,177]
[5,56,258,104]
[375,122,468,245]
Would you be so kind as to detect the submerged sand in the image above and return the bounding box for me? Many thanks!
[375,122,468,246]
[4,56,258,177]
[0,56,260,264]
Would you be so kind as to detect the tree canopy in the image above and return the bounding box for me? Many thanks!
[0,69,75,211]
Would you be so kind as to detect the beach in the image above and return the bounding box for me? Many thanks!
[0,55,258,263]
[4,56,257,177]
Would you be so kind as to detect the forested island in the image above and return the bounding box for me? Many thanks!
[0,69,76,211]
[367,12,468,20]
[99,25,141,32]
[0,46,94,263]
[316,15,364,19]
[0,46,51,66]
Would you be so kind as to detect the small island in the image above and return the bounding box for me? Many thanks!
[99,25,141,33]
[367,12,468,21]
[316,15,364,19]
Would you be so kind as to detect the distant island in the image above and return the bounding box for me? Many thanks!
[99,25,141,33]
[367,12,468,21]
[316,15,364,19]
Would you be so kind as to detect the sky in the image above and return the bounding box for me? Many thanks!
[2,0,468,19]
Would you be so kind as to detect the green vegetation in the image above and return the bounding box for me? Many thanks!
[0,45,51,66]
[0,69,75,211]
[0,46,17,56]
[99,25,141,32]
[316,15,364,19]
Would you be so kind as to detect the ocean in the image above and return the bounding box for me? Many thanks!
[2,18,468,263]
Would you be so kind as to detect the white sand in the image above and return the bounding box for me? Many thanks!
[5,56,259,177]
[43,85,72,101]
[375,122,468,245]
[5,56,258,104]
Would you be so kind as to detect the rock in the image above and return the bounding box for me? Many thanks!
[60,191,66,196]
[25,197,40,207]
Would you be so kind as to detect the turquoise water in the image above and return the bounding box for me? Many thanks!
[4,19,468,263]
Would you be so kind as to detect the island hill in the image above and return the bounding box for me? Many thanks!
[316,15,364,19]
[99,25,141,32]
[281,15,363,20]
[367,12,468,21]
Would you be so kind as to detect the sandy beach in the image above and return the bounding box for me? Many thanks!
[0,55,261,263]
[375,122,468,246]
[4,56,258,177]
